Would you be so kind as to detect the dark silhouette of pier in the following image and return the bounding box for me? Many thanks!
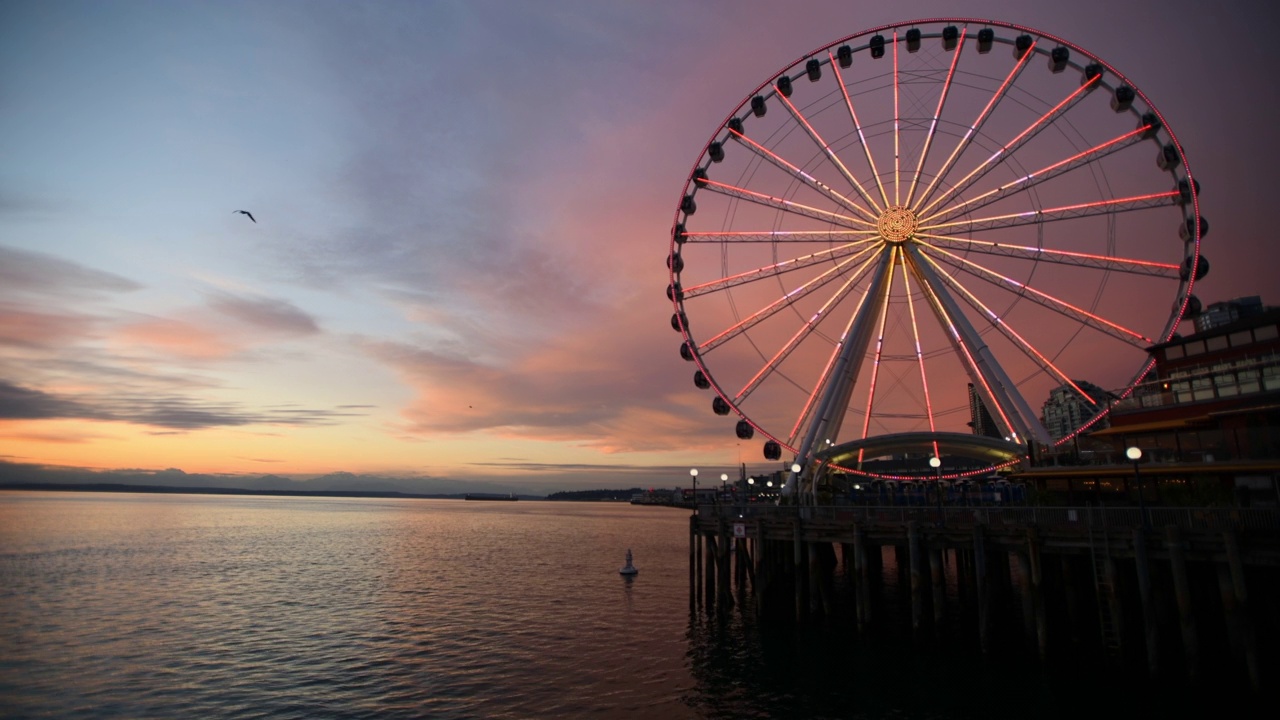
[690,503,1280,692]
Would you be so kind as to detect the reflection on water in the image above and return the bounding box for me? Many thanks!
[1,493,698,719]
[0,492,1259,719]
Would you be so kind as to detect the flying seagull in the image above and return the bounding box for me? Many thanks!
[233,210,256,223]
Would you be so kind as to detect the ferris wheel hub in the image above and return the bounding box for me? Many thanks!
[877,205,919,243]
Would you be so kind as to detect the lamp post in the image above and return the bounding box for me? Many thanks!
[930,456,943,524]
[1126,446,1150,529]
[720,472,729,505]
[689,468,698,509]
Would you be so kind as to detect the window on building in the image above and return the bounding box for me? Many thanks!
[1229,330,1253,348]
[1206,335,1229,352]
[1192,376,1214,401]
[1172,380,1192,403]
[1165,345,1185,360]
[1255,325,1278,342]
[1214,372,1238,397]
[1184,340,1207,356]
[1238,369,1260,394]
[1264,365,1280,392]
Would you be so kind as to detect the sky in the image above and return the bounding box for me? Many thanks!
[2,0,1277,494]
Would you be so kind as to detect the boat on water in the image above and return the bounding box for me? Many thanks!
[619,549,638,576]
[464,493,518,501]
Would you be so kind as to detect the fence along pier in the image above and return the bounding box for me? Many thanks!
[689,504,1279,690]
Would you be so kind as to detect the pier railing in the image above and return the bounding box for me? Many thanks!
[696,503,1280,533]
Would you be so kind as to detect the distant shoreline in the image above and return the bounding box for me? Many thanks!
[0,483,524,501]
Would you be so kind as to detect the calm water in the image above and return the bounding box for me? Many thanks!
[0,492,1253,719]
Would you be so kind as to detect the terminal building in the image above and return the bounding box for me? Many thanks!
[1018,304,1280,506]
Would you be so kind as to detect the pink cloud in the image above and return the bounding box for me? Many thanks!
[0,304,101,350]
[116,317,240,360]
[112,292,322,361]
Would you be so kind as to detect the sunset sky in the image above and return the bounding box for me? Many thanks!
[2,0,1277,493]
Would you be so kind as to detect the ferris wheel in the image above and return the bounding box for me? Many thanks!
[667,18,1206,482]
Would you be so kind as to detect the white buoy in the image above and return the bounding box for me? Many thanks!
[619,548,638,576]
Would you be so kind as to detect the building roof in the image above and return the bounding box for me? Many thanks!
[1148,307,1280,352]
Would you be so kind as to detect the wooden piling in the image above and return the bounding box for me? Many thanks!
[718,518,732,612]
[1166,525,1198,679]
[689,515,697,608]
[1223,529,1259,692]
[908,522,924,634]
[793,517,805,622]
[1061,555,1081,646]
[929,543,945,634]
[1015,551,1035,646]
[704,533,716,609]
[1133,527,1159,678]
[1027,527,1047,661]
[853,524,868,632]
[973,524,990,654]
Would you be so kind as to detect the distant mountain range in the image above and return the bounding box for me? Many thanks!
[0,460,537,498]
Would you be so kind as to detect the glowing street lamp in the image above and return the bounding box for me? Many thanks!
[1126,446,1150,529]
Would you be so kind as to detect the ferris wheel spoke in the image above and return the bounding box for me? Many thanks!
[921,124,1154,226]
[904,27,966,209]
[917,69,1100,219]
[919,190,1181,234]
[906,244,1051,444]
[920,243,1153,347]
[681,230,878,244]
[829,48,890,210]
[682,240,877,299]
[916,232,1181,278]
[893,31,901,205]
[856,247,899,458]
[697,178,874,229]
[899,252,941,456]
[730,253,882,404]
[763,88,880,221]
[912,37,1037,214]
[914,249,1104,408]
[695,248,880,352]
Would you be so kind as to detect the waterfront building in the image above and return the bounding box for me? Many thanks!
[1041,380,1112,441]
[1192,295,1266,333]
[1024,307,1280,505]
[966,383,1002,439]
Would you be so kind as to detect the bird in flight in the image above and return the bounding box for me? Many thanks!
[233,210,256,223]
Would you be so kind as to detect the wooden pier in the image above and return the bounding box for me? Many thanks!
[690,504,1280,690]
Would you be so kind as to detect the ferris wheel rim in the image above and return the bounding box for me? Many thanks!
[668,18,1203,478]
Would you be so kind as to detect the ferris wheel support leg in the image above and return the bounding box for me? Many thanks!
[787,249,896,498]
[905,243,1053,446]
